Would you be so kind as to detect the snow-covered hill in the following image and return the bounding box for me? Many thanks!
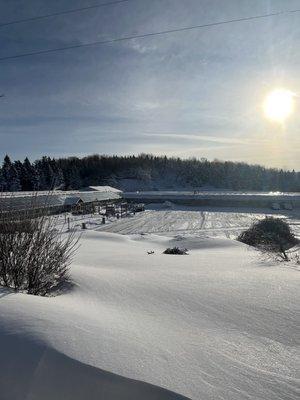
[0,227,299,400]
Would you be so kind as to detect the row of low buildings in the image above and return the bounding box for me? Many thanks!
[0,186,124,218]
[2,187,299,218]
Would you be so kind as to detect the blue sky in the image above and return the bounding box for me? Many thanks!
[0,0,299,169]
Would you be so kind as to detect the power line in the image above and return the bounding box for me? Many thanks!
[0,0,132,28]
[1,8,300,62]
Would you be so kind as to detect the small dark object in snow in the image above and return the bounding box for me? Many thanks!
[163,247,188,255]
[147,250,154,255]
[131,203,145,213]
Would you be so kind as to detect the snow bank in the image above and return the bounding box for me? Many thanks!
[0,333,189,400]
[0,230,299,400]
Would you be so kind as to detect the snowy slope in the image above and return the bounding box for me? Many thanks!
[0,230,299,400]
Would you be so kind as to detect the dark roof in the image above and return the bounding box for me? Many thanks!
[63,196,82,206]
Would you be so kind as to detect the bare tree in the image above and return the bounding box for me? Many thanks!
[0,193,79,296]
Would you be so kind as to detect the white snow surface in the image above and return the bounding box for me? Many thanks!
[0,208,299,400]
[97,204,300,239]
[88,186,122,193]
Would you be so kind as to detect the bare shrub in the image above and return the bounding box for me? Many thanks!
[163,247,188,255]
[0,196,79,296]
[237,216,298,261]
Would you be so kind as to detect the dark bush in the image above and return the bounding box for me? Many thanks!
[163,247,188,255]
[0,210,79,296]
[237,217,298,260]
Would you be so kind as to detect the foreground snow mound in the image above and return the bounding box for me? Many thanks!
[0,333,189,400]
[0,231,299,400]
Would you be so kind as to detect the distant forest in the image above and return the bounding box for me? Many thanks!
[0,154,299,192]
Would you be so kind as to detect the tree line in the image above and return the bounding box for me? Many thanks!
[0,153,299,192]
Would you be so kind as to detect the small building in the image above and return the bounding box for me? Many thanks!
[68,190,122,215]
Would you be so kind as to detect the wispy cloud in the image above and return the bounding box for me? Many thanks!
[141,132,265,146]
[126,38,158,54]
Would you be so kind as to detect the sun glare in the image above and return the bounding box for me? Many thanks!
[263,89,294,123]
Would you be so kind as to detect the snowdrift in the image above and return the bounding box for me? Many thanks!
[0,332,189,400]
[0,231,299,400]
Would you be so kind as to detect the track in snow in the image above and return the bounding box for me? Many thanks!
[97,210,283,238]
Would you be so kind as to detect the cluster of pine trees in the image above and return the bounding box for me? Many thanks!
[0,153,299,192]
[0,155,64,192]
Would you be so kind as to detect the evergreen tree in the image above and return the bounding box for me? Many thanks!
[22,157,39,190]
[2,155,21,192]
[0,168,5,191]
[64,166,82,189]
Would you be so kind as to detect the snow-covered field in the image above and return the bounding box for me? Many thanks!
[0,207,299,400]
[97,204,300,239]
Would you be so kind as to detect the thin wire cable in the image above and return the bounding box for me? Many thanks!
[0,0,132,28]
[1,8,300,62]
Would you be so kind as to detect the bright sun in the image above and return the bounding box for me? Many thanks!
[263,89,294,122]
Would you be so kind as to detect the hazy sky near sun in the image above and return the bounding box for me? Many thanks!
[0,0,299,169]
